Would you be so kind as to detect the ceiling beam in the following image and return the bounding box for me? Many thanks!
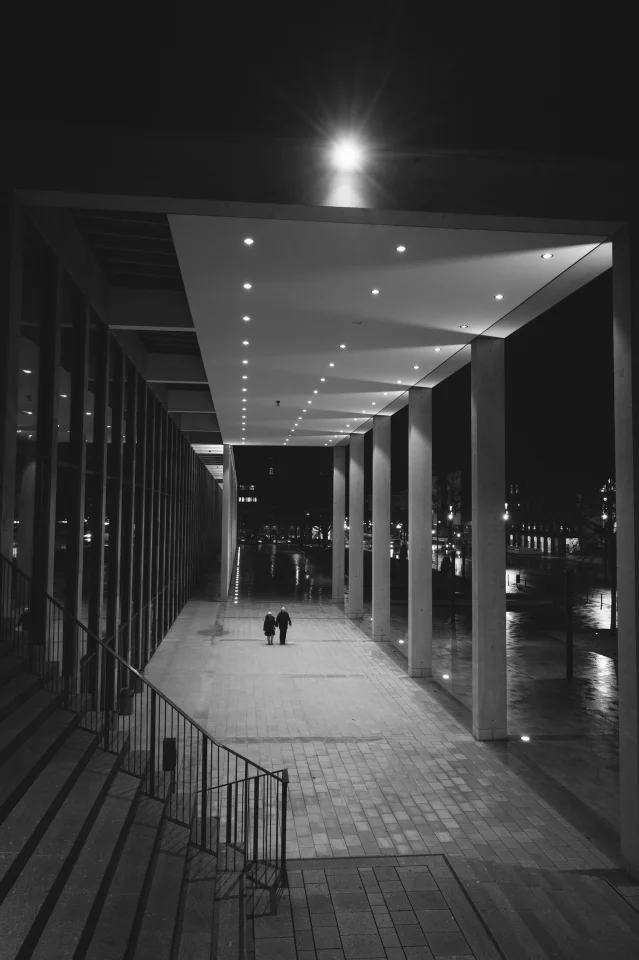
[109,287,194,332]
[146,353,208,384]
[166,389,214,413]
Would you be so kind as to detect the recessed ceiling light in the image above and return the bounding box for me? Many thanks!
[339,344,346,349]
[329,363,335,367]
[242,415,246,419]
[346,424,350,427]
[313,390,318,394]
[521,735,530,741]
[372,402,376,406]
[320,378,325,382]
[242,375,248,380]
[308,401,312,404]
[541,253,553,259]
[242,388,247,392]
[86,411,92,416]
[60,393,68,398]
[242,360,248,364]
[494,293,504,300]
[22,369,32,374]
[413,365,419,370]
[243,283,252,290]
[396,381,402,384]
[303,409,307,412]
[434,347,441,352]
[396,245,406,253]
[242,340,249,345]
[371,289,380,295]
[383,392,387,395]
[460,324,468,329]
[244,238,254,245]
[243,316,250,321]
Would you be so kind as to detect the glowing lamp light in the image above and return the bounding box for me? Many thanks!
[521,735,530,741]
[541,252,554,259]
[443,674,450,679]
[331,137,364,172]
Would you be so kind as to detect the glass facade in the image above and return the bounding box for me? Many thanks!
[6,214,222,670]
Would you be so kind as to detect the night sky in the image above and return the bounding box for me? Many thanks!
[10,5,624,504]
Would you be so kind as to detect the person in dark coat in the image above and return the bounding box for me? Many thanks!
[275,607,292,644]
[263,611,276,645]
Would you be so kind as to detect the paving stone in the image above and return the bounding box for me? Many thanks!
[424,931,472,956]
[340,933,385,958]
[336,911,378,935]
[384,890,412,911]
[415,910,459,933]
[294,929,316,951]
[254,914,294,938]
[254,936,296,960]
[331,890,370,912]
[313,925,342,949]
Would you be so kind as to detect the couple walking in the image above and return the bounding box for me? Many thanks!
[263,607,291,645]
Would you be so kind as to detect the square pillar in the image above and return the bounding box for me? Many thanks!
[332,446,346,601]
[372,416,391,641]
[613,225,639,876]
[347,434,364,619]
[221,443,233,600]
[408,387,433,677]
[471,336,507,740]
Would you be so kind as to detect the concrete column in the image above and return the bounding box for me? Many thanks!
[221,443,232,600]
[347,434,364,619]
[372,416,391,641]
[0,201,23,565]
[332,446,346,601]
[408,387,433,677]
[16,455,36,577]
[471,336,506,740]
[613,225,639,876]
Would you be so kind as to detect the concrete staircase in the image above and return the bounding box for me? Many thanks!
[0,644,223,959]
[450,856,639,960]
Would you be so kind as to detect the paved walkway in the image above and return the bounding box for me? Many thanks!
[145,547,618,873]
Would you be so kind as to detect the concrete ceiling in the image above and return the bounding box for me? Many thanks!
[169,215,611,447]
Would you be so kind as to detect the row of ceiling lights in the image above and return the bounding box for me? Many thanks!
[237,235,556,445]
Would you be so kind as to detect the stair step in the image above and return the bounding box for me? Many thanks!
[132,819,191,960]
[0,708,79,821]
[173,818,219,960]
[0,745,125,960]
[0,655,27,687]
[29,771,142,960]
[496,881,593,960]
[549,882,639,953]
[83,794,166,960]
[0,671,43,723]
[0,727,98,898]
[0,688,60,765]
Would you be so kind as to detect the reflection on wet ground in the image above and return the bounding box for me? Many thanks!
[360,593,619,833]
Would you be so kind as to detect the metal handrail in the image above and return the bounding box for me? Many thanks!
[1,553,288,886]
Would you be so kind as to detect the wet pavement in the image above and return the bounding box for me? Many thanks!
[145,543,620,874]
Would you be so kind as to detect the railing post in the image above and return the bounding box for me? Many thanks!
[226,782,233,844]
[253,777,260,863]
[149,689,157,796]
[280,769,289,887]
[565,569,574,680]
[201,734,208,849]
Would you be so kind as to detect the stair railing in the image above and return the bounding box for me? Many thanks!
[0,553,289,887]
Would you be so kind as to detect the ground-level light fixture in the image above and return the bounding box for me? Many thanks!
[242,340,249,345]
[414,365,419,370]
[243,316,250,321]
[340,344,346,349]
[329,363,335,367]
[434,347,441,352]
[396,245,406,253]
[22,369,32,374]
[521,735,530,741]
[460,324,468,329]
[494,293,504,300]
[541,253,554,259]
[371,289,380,296]
[443,674,450,679]
[242,388,247,392]
[314,390,318,394]
[243,283,252,290]
[244,237,254,245]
